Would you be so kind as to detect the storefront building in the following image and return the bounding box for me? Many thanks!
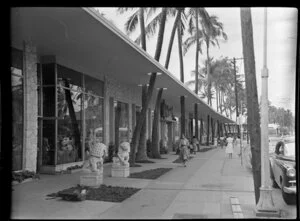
[10,7,234,174]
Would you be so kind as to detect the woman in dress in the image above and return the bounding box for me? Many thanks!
[179,134,189,167]
[191,136,199,154]
[225,135,234,159]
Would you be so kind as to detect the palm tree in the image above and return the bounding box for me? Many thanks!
[135,8,186,158]
[128,7,168,164]
[201,15,228,106]
[117,7,156,162]
[240,7,261,204]
[183,8,212,139]
[150,8,168,159]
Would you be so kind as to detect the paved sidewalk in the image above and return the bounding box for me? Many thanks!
[11,146,258,219]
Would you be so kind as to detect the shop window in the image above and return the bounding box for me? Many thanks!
[84,94,104,152]
[42,120,55,165]
[42,86,56,117]
[57,64,82,88]
[84,75,104,97]
[38,62,104,167]
[114,101,129,143]
[42,63,55,85]
[11,48,23,171]
[57,85,83,164]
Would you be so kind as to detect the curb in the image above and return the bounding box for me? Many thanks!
[230,197,244,218]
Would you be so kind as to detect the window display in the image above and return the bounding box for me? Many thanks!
[42,120,55,165]
[39,63,104,166]
[84,94,104,152]
[115,101,129,143]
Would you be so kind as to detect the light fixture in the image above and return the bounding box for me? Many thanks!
[138,84,149,87]
[147,72,162,76]
[156,88,167,90]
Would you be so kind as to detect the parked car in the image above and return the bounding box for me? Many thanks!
[269,140,296,205]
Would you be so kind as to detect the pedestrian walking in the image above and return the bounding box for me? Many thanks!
[191,136,199,154]
[219,136,225,149]
[179,134,189,167]
[225,135,234,159]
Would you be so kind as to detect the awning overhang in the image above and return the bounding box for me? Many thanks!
[10,7,234,124]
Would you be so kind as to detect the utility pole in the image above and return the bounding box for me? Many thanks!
[231,57,243,135]
[255,8,280,217]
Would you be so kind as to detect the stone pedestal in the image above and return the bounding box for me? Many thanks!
[111,165,130,177]
[80,171,103,188]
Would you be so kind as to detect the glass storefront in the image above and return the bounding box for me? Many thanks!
[39,63,104,166]
[11,48,24,171]
[114,101,129,144]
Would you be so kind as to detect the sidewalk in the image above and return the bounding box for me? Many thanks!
[11,146,257,219]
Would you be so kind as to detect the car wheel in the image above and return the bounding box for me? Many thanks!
[282,186,296,205]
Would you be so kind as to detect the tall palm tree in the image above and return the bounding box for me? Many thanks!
[117,7,149,163]
[128,7,168,164]
[240,7,261,204]
[136,8,187,158]
[184,8,211,139]
[201,15,228,106]
[150,8,168,159]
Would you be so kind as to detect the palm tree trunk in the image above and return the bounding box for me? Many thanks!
[206,115,210,146]
[130,8,167,166]
[136,85,148,161]
[149,8,168,159]
[206,41,212,106]
[200,118,203,145]
[240,7,261,204]
[177,15,186,138]
[151,88,163,158]
[165,9,182,69]
[194,10,199,140]
[63,80,81,160]
[216,87,219,112]
[211,117,214,145]
[139,9,146,51]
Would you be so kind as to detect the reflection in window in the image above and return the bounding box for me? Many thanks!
[42,120,55,165]
[57,65,82,87]
[115,101,129,143]
[84,95,104,151]
[43,86,56,117]
[38,62,104,167]
[85,75,104,97]
[57,86,82,164]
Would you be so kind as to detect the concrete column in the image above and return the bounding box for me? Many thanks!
[103,76,110,147]
[128,101,133,142]
[23,41,38,172]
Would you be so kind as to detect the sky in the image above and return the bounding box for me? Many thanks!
[96,7,298,116]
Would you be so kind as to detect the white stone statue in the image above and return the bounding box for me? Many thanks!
[112,142,130,167]
[83,140,107,174]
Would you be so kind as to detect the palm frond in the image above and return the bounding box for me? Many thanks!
[183,35,196,55]
[145,7,158,21]
[117,7,136,14]
[143,11,164,38]
[124,10,139,35]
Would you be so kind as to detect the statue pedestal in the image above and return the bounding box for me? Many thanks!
[111,165,130,177]
[80,171,103,188]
